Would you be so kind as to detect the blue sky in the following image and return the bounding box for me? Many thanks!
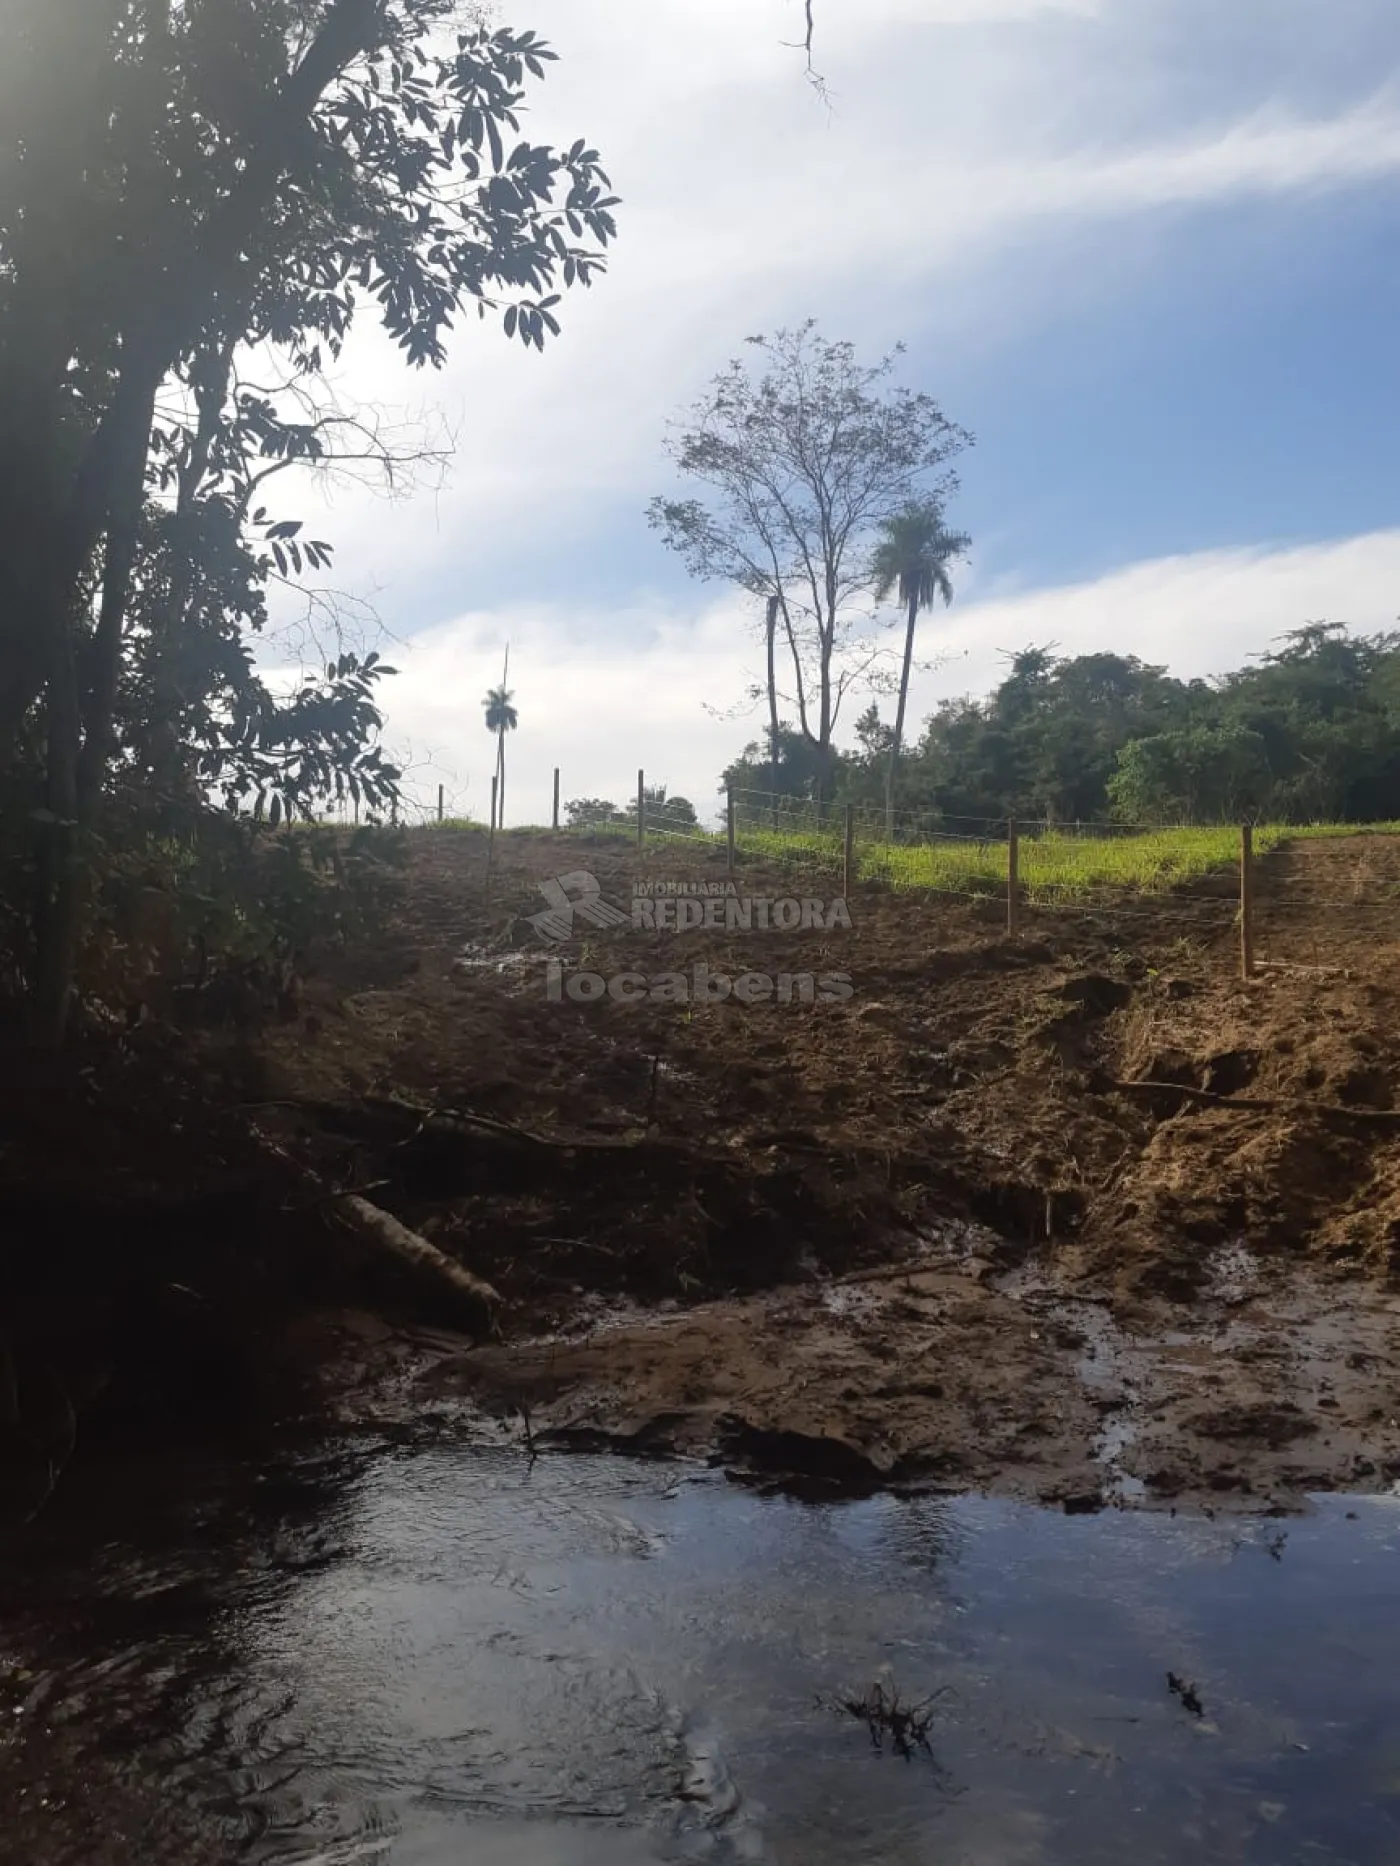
[949,183,1400,590]
[280,0,1400,821]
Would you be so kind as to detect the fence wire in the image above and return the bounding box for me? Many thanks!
[427,776,1400,961]
[728,789,1251,916]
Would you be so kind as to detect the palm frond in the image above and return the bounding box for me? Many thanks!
[483,682,519,734]
[872,505,969,615]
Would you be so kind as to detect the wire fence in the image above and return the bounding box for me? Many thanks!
[729,789,1248,904]
[325,770,1400,975]
[721,789,1400,974]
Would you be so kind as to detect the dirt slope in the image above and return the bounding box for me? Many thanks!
[254,828,1400,1511]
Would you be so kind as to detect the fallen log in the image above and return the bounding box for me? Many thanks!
[333,1194,502,1339]
[249,1127,502,1337]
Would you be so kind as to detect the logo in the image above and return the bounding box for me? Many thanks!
[527,871,853,942]
[631,878,853,932]
[545,961,852,1005]
[520,870,855,1008]
[526,870,632,944]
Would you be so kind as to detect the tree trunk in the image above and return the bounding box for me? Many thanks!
[774,586,816,810]
[0,0,130,748]
[76,365,161,813]
[886,589,920,843]
[31,611,83,1047]
[816,649,834,821]
[766,593,781,826]
[816,565,839,821]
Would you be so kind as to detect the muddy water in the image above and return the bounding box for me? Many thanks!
[3,1440,1400,1865]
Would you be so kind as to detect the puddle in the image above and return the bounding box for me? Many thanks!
[914,1216,1007,1264]
[820,1284,885,1320]
[1093,1412,1147,1502]
[1205,1243,1262,1307]
[995,1274,1148,1505]
[4,1442,1400,1863]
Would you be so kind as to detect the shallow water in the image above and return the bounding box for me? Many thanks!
[4,1440,1400,1864]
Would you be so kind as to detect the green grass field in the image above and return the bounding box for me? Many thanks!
[420,811,1400,904]
[727,820,1390,901]
[869,825,1288,900]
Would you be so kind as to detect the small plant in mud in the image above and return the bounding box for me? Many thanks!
[1106,947,1157,982]
[830,1672,947,1759]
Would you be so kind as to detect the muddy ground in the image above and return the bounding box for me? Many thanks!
[208,825,1400,1514]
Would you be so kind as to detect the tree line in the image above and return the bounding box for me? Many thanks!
[646,331,1393,836]
[721,623,1400,828]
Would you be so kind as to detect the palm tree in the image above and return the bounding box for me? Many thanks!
[872,504,970,839]
[483,649,518,828]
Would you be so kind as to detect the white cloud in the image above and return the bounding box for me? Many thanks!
[376,593,757,824]
[275,3,1400,621]
[248,1,1400,828]
[918,527,1400,705]
[376,529,1400,825]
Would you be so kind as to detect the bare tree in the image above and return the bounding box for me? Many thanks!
[648,323,970,806]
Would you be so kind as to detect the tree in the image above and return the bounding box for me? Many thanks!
[0,4,616,1040]
[564,796,622,829]
[625,783,697,830]
[896,647,1191,825]
[483,675,518,829]
[850,704,892,760]
[648,323,969,809]
[720,725,833,808]
[1108,724,1273,823]
[871,502,969,837]
[723,619,1400,830]
[114,397,434,824]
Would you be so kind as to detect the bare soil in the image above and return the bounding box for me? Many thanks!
[223,826,1400,1513]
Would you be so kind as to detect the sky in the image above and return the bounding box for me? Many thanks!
[277,0,1400,825]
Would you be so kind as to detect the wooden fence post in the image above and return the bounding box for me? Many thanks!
[1007,817,1020,937]
[637,768,645,847]
[843,804,855,898]
[1240,822,1255,981]
[437,783,444,824]
[552,767,561,831]
[726,788,736,874]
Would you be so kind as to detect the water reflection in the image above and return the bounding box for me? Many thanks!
[2,1443,1400,1864]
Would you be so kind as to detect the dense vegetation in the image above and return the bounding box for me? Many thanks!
[724,624,1400,828]
[0,1,615,1041]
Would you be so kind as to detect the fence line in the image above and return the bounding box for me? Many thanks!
[373,771,1399,982]
[717,788,1271,979]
